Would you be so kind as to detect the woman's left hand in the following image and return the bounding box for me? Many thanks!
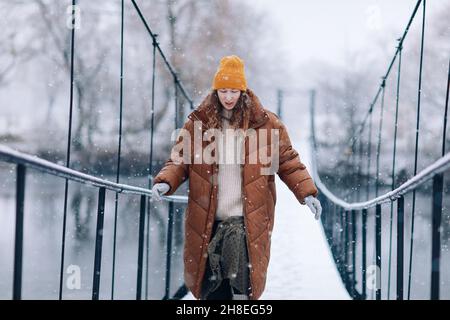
[304,195,322,220]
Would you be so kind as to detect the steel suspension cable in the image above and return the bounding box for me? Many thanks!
[59,0,77,300]
[366,110,374,300]
[375,81,386,198]
[442,59,450,158]
[407,0,426,299]
[375,81,386,300]
[110,0,125,299]
[145,33,158,300]
[387,43,403,300]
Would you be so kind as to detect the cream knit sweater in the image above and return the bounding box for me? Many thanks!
[215,108,245,221]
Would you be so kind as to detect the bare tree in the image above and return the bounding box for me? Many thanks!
[0,2,37,87]
[310,2,449,200]
[24,1,118,164]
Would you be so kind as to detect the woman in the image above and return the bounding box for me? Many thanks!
[151,55,322,300]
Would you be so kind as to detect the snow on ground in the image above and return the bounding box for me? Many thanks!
[183,103,350,300]
[259,122,350,299]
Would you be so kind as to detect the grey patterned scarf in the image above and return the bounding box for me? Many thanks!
[201,216,250,299]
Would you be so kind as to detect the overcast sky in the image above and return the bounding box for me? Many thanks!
[249,0,443,69]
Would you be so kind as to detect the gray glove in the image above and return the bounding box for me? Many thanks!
[151,182,170,201]
[304,195,322,220]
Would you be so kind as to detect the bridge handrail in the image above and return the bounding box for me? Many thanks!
[0,145,187,203]
[309,137,450,211]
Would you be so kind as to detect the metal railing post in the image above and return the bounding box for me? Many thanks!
[92,187,106,300]
[163,201,175,299]
[362,208,367,300]
[375,204,382,300]
[396,196,404,300]
[351,210,357,298]
[13,164,26,300]
[431,174,443,300]
[136,195,146,300]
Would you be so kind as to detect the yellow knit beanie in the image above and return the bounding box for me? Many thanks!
[212,55,247,91]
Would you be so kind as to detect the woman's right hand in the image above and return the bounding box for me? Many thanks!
[151,182,170,201]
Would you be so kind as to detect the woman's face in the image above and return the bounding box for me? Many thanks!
[217,88,241,110]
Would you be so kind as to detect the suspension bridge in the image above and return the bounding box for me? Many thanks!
[0,0,448,300]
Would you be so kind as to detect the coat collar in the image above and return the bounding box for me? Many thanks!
[187,88,269,131]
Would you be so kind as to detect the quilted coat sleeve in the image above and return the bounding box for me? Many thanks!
[153,118,193,196]
[276,120,319,205]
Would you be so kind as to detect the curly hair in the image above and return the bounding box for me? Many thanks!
[207,89,253,130]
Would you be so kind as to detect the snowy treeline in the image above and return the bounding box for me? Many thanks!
[311,3,449,201]
[0,0,288,175]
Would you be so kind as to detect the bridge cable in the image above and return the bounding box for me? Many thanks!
[59,0,77,300]
[110,0,125,299]
[387,42,402,300]
[145,33,158,301]
[407,0,426,299]
[374,79,386,300]
[443,59,450,158]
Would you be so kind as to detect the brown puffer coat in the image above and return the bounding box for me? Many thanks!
[154,88,318,300]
